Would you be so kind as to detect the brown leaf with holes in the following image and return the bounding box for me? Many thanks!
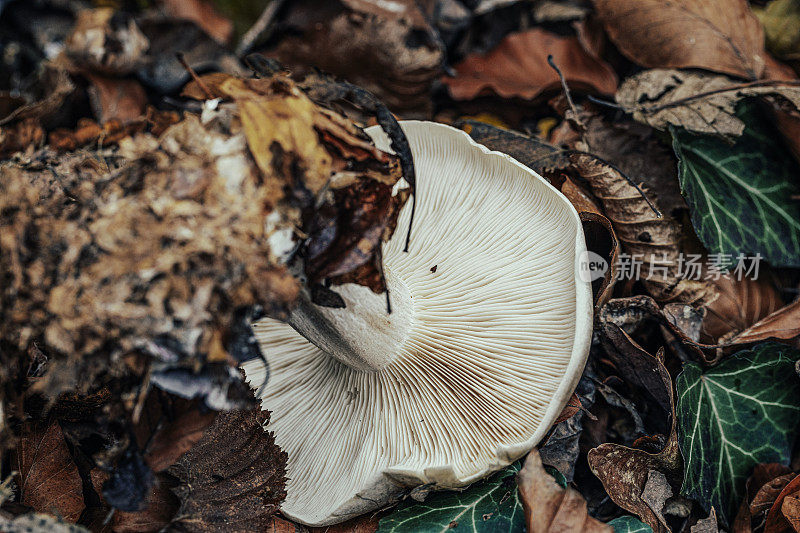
[591,0,766,79]
[168,408,287,532]
[615,69,800,137]
[518,449,611,532]
[444,28,617,101]
[15,419,85,523]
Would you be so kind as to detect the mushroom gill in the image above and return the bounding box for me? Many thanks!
[242,121,593,526]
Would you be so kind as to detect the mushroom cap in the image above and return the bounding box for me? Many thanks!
[243,121,593,526]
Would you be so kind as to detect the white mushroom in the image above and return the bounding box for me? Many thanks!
[242,121,593,526]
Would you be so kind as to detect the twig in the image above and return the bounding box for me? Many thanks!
[236,0,286,57]
[176,53,214,99]
[547,54,585,131]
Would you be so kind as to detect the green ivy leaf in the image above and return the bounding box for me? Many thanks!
[676,342,800,524]
[671,104,800,267]
[377,464,524,533]
[608,516,653,533]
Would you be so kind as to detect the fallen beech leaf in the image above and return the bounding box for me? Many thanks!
[616,69,800,137]
[765,474,800,533]
[15,419,84,523]
[731,298,800,346]
[591,0,766,79]
[48,117,145,151]
[141,402,217,473]
[265,516,301,533]
[111,478,179,533]
[701,271,784,344]
[84,73,147,123]
[90,469,179,533]
[518,449,611,533]
[576,114,687,219]
[554,393,582,424]
[782,493,800,533]
[263,0,443,114]
[732,463,794,532]
[168,408,287,532]
[161,0,233,44]
[444,28,617,101]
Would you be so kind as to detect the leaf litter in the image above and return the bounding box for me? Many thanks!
[1,1,800,532]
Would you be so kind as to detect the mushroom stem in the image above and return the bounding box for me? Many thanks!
[287,271,412,372]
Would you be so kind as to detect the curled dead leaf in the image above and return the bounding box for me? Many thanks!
[568,153,716,305]
[730,298,800,346]
[587,335,682,533]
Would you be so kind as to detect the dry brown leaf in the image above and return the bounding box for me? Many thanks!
[265,516,303,532]
[310,513,381,533]
[616,69,800,137]
[518,449,612,533]
[168,408,287,532]
[84,74,147,124]
[111,478,179,533]
[444,28,617,101]
[160,0,233,44]
[554,393,582,425]
[569,153,716,304]
[142,405,217,473]
[730,298,800,346]
[765,474,800,533]
[263,0,442,115]
[733,463,794,532]
[15,419,85,523]
[589,321,683,533]
[702,273,784,344]
[560,178,620,311]
[591,0,766,79]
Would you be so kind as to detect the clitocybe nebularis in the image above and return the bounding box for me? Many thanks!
[242,121,593,526]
